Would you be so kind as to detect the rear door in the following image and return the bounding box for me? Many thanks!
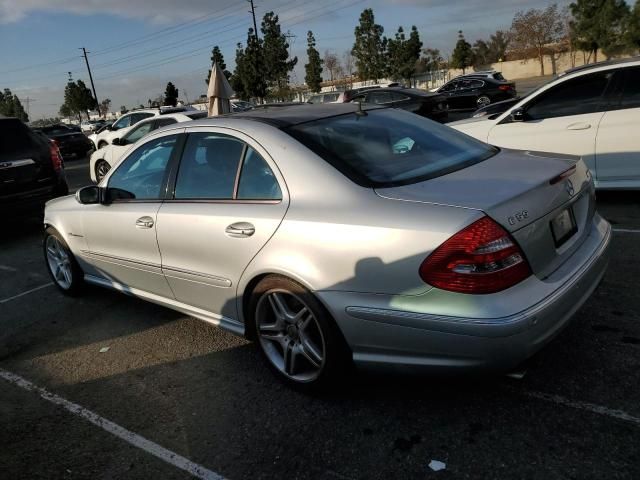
[594,66,640,186]
[156,128,288,320]
[487,70,615,174]
[0,119,52,198]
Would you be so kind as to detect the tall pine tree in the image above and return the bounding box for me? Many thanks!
[164,82,179,106]
[261,12,298,93]
[570,0,631,60]
[305,31,323,93]
[205,46,232,85]
[386,25,422,84]
[451,31,474,73]
[352,9,387,81]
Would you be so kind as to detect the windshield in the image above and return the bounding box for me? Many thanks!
[286,108,498,187]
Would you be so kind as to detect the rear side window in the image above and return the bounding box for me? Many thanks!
[525,71,613,120]
[368,92,393,104]
[619,67,640,109]
[175,133,244,199]
[122,121,155,144]
[0,119,36,155]
[286,108,497,187]
[237,147,281,200]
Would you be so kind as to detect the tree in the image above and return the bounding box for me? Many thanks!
[352,8,387,81]
[472,30,510,67]
[232,30,268,102]
[510,4,566,75]
[261,12,298,93]
[60,80,96,122]
[570,0,631,61]
[386,25,422,83]
[450,31,474,73]
[628,0,640,49]
[324,51,339,81]
[163,82,179,107]
[304,31,323,93]
[0,88,28,122]
[99,98,111,116]
[205,46,232,85]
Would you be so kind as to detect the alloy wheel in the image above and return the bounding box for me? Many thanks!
[45,235,73,290]
[477,95,491,108]
[256,289,326,382]
[96,161,110,181]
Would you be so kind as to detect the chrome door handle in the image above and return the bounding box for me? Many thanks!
[566,122,591,130]
[135,216,154,228]
[225,222,255,238]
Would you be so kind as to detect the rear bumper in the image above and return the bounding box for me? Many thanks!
[0,175,68,216]
[319,214,611,373]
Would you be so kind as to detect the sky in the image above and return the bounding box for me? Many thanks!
[0,0,566,120]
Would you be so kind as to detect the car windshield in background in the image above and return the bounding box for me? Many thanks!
[286,108,498,187]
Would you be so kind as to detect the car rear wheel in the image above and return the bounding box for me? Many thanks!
[477,95,491,108]
[97,141,108,149]
[251,275,350,390]
[44,227,84,295]
[95,160,111,182]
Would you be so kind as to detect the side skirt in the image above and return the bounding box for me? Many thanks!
[84,274,245,336]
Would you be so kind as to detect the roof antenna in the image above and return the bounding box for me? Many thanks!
[355,98,367,117]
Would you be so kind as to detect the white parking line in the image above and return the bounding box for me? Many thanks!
[0,369,226,480]
[0,283,54,304]
[523,390,640,427]
[612,228,640,234]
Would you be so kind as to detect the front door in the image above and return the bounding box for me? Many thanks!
[81,133,180,298]
[156,129,288,321]
[595,67,640,186]
[487,69,615,173]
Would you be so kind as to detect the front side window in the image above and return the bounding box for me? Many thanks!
[525,71,613,120]
[175,133,244,199]
[287,108,497,187]
[107,135,177,200]
[122,121,155,144]
[237,147,281,200]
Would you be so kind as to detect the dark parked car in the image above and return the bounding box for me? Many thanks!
[434,77,516,111]
[35,124,93,159]
[1,116,68,215]
[350,87,448,122]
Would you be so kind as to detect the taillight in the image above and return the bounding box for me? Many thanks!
[419,216,531,294]
[50,141,63,172]
[498,84,513,91]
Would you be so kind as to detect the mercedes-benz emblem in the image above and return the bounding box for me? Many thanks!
[565,179,575,196]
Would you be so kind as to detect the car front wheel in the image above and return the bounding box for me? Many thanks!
[95,160,111,182]
[251,275,350,390]
[44,227,84,295]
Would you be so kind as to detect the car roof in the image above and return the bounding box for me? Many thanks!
[560,56,640,76]
[192,103,384,128]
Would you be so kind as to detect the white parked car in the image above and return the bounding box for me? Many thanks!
[88,107,198,150]
[89,110,207,182]
[449,57,640,190]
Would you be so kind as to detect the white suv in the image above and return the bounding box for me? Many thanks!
[88,107,198,150]
[449,57,640,190]
[89,110,206,182]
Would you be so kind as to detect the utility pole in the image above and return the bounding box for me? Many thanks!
[247,0,258,38]
[24,97,36,118]
[80,47,101,118]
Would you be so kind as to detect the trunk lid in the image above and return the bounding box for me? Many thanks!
[375,149,595,279]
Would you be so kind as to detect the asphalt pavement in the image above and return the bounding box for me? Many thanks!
[1,155,639,479]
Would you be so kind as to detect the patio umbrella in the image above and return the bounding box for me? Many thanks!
[207,61,234,116]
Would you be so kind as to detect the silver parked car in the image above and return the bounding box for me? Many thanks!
[43,104,611,389]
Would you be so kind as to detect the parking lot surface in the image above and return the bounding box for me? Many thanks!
[1,157,639,479]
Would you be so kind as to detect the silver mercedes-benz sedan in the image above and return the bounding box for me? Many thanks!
[43,104,611,389]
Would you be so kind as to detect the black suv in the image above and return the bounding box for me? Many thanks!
[350,87,449,122]
[435,76,516,111]
[1,116,69,216]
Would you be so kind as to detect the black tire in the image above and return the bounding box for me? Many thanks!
[249,275,351,391]
[43,226,85,296]
[477,95,491,108]
[95,160,111,182]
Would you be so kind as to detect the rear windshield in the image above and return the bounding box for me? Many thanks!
[493,72,505,81]
[0,119,36,155]
[286,108,497,187]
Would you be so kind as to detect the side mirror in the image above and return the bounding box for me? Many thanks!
[75,185,101,205]
[112,137,121,145]
[510,107,526,122]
